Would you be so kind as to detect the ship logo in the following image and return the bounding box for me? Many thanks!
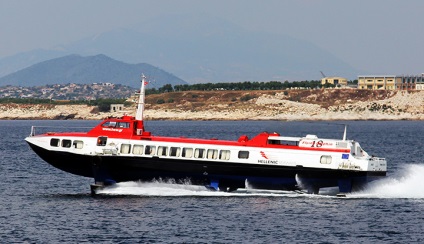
[260,151,269,159]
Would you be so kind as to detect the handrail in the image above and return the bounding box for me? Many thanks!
[29,125,93,137]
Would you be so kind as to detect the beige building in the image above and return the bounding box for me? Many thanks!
[321,77,348,86]
[110,104,124,112]
[358,75,424,90]
[416,83,424,90]
[357,75,397,90]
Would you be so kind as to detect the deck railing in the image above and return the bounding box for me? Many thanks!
[29,126,93,137]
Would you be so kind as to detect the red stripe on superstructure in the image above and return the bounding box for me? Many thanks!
[38,132,350,153]
[263,144,350,153]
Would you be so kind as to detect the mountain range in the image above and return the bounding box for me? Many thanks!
[0,14,361,84]
[0,54,187,88]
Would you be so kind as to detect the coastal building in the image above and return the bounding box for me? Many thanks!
[110,104,124,112]
[416,82,424,90]
[358,75,424,90]
[321,77,348,87]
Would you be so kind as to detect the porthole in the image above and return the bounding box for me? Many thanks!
[61,139,72,148]
[97,137,107,146]
[73,140,84,149]
[120,144,131,154]
[219,150,230,160]
[320,155,332,164]
[133,145,144,155]
[170,147,181,157]
[182,148,193,158]
[238,151,249,159]
[207,149,218,159]
[157,146,168,156]
[194,148,205,159]
[50,138,60,147]
[145,145,156,155]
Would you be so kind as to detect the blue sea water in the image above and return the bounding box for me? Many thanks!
[1,120,424,243]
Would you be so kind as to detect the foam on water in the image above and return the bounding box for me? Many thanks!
[98,164,424,199]
[97,180,312,198]
[349,164,424,199]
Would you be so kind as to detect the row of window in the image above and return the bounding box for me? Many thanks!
[50,138,84,149]
[102,121,130,128]
[50,138,332,164]
[120,143,241,160]
[363,79,394,83]
[50,138,250,160]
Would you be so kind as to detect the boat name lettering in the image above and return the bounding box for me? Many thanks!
[301,140,333,147]
[258,159,278,164]
[102,128,123,132]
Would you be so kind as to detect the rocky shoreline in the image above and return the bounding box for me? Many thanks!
[1,90,423,121]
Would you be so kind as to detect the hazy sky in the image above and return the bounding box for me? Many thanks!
[1,0,423,75]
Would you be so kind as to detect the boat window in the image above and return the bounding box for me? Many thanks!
[120,144,131,154]
[62,139,72,148]
[219,150,231,160]
[50,138,60,147]
[145,145,156,155]
[268,140,281,145]
[102,121,117,127]
[73,140,84,149]
[194,148,205,159]
[157,146,168,156]
[117,122,130,128]
[182,148,193,158]
[320,155,332,164]
[133,144,144,155]
[97,137,107,146]
[207,149,218,159]
[238,151,249,159]
[170,147,181,157]
[269,140,298,146]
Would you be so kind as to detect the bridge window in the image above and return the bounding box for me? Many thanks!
[238,151,249,159]
[73,140,84,149]
[50,138,60,147]
[62,139,72,148]
[120,144,131,154]
[133,144,144,155]
[182,148,193,158]
[219,150,230,160]
[101,121,130,128]
[102,121,117,127]
[117,122,130,128]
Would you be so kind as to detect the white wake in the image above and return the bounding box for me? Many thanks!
[97,164,424,199]
[97,180,305,197]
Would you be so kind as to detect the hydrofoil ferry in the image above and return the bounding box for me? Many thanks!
[25,75,387,195]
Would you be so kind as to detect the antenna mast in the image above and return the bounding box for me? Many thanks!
[135,74,147,121]
[134,74,147,135]
[342,124,347,141]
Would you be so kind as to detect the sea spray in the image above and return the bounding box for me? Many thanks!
[350,164,424,199]
[98,180,329,198]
